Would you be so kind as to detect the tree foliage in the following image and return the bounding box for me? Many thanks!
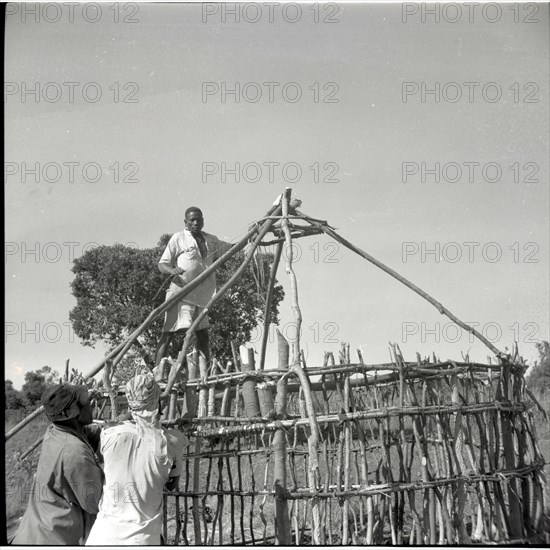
[20,366,60,407]
[527,340,550,393]
[5,380,24,410]
[69,236,285,372]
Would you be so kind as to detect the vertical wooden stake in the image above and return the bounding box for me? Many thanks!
[273,330,291,545]
[242,348,261,418]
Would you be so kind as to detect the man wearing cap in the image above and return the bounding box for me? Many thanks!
[12,385,103,545]
[86,369,186,545]
[154,207,232,369]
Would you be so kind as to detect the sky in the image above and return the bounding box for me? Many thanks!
[4,2,549,389]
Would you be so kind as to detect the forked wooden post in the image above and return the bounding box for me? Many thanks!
[273,329,291,545]
[281,188,321,544]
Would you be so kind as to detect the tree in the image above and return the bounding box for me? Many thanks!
[5,380,23,410]
[69,236,284,378]
[527,341,550,393]
[21,366,60,407]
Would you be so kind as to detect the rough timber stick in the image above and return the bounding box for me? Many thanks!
[342,352,351,546]
[207,358,217,417]
[259,241,283,370]
[281,189,321,545]
[242,348,260,418]
[5,405,47,441]
[500,363,524,538]
[19,436,44,460]
[273,330,292,545]
[308,222,503,358]
[192,349,206,544]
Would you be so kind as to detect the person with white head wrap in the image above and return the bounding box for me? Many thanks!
[86,369,186,545]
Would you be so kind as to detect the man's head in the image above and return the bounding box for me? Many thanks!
[42,384,93,426]
[184,207,204,235]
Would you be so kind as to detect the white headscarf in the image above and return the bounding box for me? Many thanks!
[125,369,167,457]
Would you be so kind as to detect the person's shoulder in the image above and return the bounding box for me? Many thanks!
[60,434,96,464]
[168,230,187,243]
[102,421,136,437]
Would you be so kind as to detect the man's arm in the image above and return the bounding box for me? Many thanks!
[82,423,102,454]
[63,445,104,515]
[158,235,185,276]
[164,430,186,492]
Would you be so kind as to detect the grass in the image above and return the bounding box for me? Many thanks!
[5,409,50,539]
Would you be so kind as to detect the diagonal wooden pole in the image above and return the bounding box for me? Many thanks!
[301,216,504,358]
[259,241,284,370]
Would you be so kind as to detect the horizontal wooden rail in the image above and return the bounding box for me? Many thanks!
[162,401,529,437]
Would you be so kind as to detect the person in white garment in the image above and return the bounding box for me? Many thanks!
[154,206,232,370]
[86,370,186,545]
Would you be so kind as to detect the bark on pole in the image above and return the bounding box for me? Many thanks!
[273,329,291,545]
[259,241,283,370]
[184,350,199,419]
[280,188,321,545]
[241,348,261,418]
[197,351,209,418]
[208,358,217,417]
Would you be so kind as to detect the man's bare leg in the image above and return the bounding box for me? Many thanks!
[195,329,210,368]
[154,331,174,368]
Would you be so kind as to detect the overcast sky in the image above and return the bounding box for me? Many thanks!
[5,2,549,388]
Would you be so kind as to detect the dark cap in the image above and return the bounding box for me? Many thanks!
[41,384,81,422]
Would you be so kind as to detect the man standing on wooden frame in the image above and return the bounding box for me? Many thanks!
[154,207,232,373]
